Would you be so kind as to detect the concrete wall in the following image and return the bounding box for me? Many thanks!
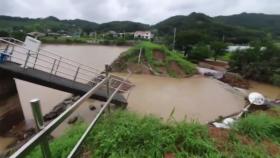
[0,70,24,134]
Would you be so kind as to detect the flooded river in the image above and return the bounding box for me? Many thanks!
[123,74,246,123]
[13,44,280,124]
[15,44,129,121]
[249,81,280,100]
[1,44,280,153]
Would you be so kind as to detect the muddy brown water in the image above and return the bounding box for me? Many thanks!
[120,74,246,123]
[249,81,280,100]
[1,45,129,151]
[1,44,279,151]
[13,45,129,139]
[15,44,129,121]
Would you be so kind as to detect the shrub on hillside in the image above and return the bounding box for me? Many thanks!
[189,44,213,62]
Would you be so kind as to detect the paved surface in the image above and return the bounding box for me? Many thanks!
[0,61,127,105]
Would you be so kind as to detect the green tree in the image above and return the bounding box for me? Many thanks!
[189,44,213,62]
[210,41,227,61]
[0,30,9,37]
[11,31,26,40]
[176,31,206,49]
[229,42,280,85]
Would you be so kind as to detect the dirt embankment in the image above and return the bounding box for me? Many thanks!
[209,127,280,157]
[111,49,191,78]
[198,60,249,89]
[220,72,249,89]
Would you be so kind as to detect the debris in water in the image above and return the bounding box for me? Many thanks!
[212,92,266,129]
[89,104,97,111]
[67,116,78,124]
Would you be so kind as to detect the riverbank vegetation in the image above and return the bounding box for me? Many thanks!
[229,42,280,86]
[111,42,196,77]
[27,107,280,158]
[39,36,133,46]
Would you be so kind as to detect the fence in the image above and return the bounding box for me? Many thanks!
[9,72,131,158]
[0,37,133,92]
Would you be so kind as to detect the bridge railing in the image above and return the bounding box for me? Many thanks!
[9,72,131,158]
[0,37,133,92]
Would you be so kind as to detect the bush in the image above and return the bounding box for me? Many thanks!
[115,39,126,46]
[234,112,280,143]
[271,74,280,86]
[189,44,213,61]
[210,41,228,61]
[229,42,280,84]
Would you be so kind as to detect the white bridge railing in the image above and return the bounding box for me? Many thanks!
[9,73,131,158]
[0,37,133,158]
[0,37,132,92]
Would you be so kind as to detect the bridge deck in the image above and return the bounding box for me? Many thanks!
[0,61,127,105]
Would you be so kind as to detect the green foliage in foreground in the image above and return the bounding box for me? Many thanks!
[120,42,197,76]
[26,123,86,158]
[87,111,219,157]
[25,109,280,158]
[234,108,280,143]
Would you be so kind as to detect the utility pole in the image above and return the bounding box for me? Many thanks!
[172,27,176,51]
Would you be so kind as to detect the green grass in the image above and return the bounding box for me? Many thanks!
[26,123,86,158]
[24,109,280,158]
[118,41,197,76]
[234,108,280,143]
[86,111,220,157]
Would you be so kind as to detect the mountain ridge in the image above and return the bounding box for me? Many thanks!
[1,12,280,38]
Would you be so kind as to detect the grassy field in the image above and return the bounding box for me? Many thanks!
[112,42,197,77]
[26,107,280,158]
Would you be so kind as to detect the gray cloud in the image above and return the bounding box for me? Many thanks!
[0,0,280,24]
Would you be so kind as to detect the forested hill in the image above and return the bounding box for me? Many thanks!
[95,21,149,32]
[215,13,280,36]
[153,12,265,44]
[0,16,98,33]
[0,15,149,33]
[1,12,280,40]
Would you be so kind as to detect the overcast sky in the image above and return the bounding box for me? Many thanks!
[1,0,280,24]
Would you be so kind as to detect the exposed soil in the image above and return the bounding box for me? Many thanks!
[209,127,280,157]
[220,72,249,89]
[262,140,280,156]
[127,63,151,74]
[156,66,168,75]
[203,60,229,67]
[112,49,189,78]
[209,127,230,150]
[164,152,175,158]
[198,60,228,72]
[153,50,166,62]
[168,61,186,77]
[251,107,280,118]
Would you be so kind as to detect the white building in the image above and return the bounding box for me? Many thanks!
[226,45,251,52]
[134,31,153,40]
